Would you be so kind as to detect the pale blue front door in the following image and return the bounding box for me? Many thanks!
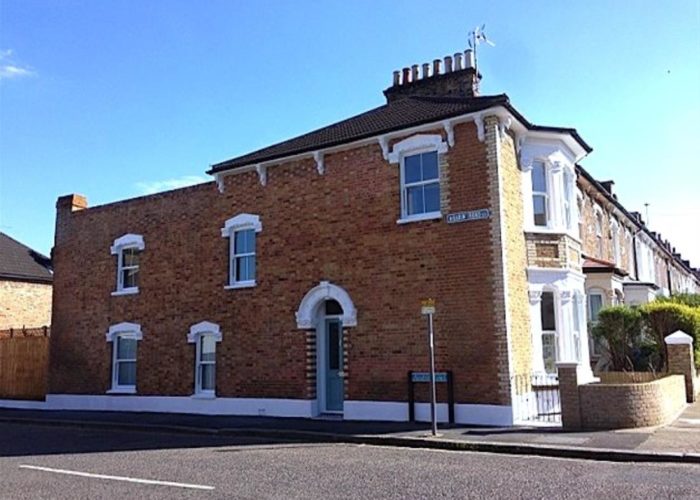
[325,319,343,412]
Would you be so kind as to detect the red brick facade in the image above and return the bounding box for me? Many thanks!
[49,122,518,413]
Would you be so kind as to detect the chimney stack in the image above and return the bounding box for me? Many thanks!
[384,48,482,103]
[600,180,615,195]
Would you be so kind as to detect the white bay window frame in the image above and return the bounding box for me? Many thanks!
[221,214,262,289]
[520,144,578,237]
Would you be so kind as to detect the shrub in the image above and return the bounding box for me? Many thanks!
[640,301,700,369]
[657,293,700,308]
[592,306,644,371]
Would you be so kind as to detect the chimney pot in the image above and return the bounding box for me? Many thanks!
[453,53,463,70]
[422,63,430,79]
[392,70,400,86]
[411,64,419,81]
[402,67,411,84]
[464,49,475,69]
[444,55,453,73]
[433,59,441,75]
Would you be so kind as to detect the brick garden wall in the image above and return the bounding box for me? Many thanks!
[0,280,52,330]
[50,120,517,407]
[578,374,686,429]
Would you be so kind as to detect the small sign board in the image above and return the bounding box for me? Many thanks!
[446,209,491,224]
[411,371,448,383]
[421,298,435,315]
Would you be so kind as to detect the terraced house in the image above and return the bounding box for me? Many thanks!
[40,48,700,425]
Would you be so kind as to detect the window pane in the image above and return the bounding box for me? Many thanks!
[542,333,557,374]
[122,268,138,288]
[404,154,421,183]
[421,151,438,181]
[118,361,136,386]
[533,195,547,226]
[406,185,424,215]
[540,292,556,331]
[200,336,216,362]
[532,162,546,192]
[423,182,440,213]
[589,294,603,322]
[200,364,215,391]
[117,337,137,360]
[325,299,343,315]
[122,249,139,267]
[235,255,256,281]
[328,322,340,371]
[235,229,255,254]
[247,255,256,281]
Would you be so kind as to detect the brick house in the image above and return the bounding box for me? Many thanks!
[38,49,700,424]
[0,232,53,331]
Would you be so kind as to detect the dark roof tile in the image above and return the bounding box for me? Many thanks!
[0,232,53,283]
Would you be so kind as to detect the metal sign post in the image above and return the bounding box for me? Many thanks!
[421,299,438,436]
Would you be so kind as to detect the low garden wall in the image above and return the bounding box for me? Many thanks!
[578,374,686,430]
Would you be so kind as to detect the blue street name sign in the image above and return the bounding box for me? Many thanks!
[446,209,491,224]
[411,372,448,383]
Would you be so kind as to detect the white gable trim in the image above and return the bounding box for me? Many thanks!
[105,322,143,342]
[110,234,144,254]
[187,321,222,343]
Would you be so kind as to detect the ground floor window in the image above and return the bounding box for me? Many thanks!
[195,335,217,395]
[588,290,605,356]
[540,291,557,374]
[187,321,222,397]
[112,334,137,391]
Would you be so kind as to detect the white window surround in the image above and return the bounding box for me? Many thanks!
[221,214,262,289]
[188,321,222,398]
[110,234,144,296]
[387,134,447,224]
[105,322,143,395]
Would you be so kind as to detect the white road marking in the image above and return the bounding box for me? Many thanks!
[19,465,215,490]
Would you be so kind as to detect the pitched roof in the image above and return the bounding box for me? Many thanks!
[209,94,591,174]
[0,232,53,283]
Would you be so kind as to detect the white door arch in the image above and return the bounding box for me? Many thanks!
[295,281,357,329]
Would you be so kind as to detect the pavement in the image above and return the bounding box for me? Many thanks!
[1,423,699,499]
[0,402,699,464]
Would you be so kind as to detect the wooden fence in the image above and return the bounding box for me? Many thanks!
[0,327,50,400]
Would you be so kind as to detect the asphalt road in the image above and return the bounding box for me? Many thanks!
[0,423,698,499]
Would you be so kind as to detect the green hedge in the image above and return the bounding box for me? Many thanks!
[640,301,700,368]
[592,301,700,371]
[657,293,700,308]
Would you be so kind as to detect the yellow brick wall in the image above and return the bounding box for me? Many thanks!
[0,280,53,329]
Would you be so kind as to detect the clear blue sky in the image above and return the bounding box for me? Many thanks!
[1,1,699,265]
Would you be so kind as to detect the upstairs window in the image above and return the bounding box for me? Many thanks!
[110,234,145,296]
[531,161,549,227]
[595,211,604,257]
[233,229,256,283]
[221,214,262,289]
[402,151,440,218]
[611,222,621,265]
[387,134,448,224]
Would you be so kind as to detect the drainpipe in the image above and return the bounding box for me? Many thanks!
[666,261,673,296]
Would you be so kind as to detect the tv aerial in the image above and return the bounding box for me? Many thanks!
[468,24,495,74]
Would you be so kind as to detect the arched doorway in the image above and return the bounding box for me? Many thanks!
[296,281,357,415]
